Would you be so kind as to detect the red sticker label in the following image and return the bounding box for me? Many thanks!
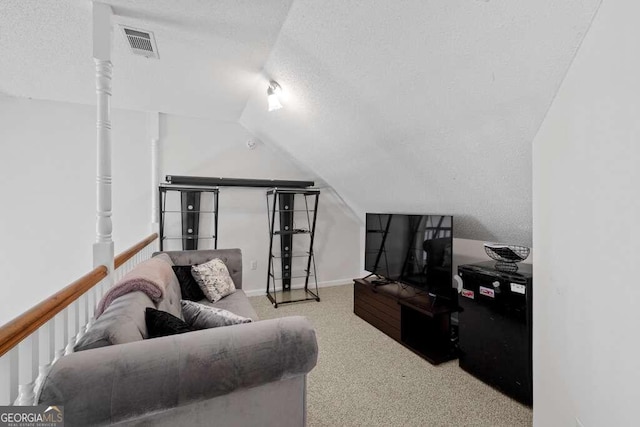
[479,286,495,298]
[461,289,474,299]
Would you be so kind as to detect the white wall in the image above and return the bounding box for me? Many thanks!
[0,96,151,325]
[160,115,361,295]
[533,1,640,425]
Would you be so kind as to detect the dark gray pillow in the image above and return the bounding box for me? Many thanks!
[145,307,192,338]
[172,265,206,301]
[181,300,252,330]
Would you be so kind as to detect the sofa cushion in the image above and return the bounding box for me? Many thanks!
[145,308,192,338]
[198,290,259,321]
[181,300,252,330]
[75,291,156,351]
[153,260,184,320]
[172,265,206,301]
[191,258,236,303]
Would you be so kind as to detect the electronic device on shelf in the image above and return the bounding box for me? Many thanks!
[364,213,455,303]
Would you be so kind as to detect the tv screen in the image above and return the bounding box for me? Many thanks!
[365,213,453,296]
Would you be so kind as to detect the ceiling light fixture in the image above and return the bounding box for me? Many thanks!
[267,81,283,112]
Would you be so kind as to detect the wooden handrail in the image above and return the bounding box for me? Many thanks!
[0,266,108,358]
[0,233,159,358]
[114,233,158,268]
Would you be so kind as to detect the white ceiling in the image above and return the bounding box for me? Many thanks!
[0,0,602,245]
[240,0,602,245]
[0,0,293,120]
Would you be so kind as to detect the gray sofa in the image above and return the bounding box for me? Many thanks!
[38,249,318,426]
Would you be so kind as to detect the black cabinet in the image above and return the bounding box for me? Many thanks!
[457,262,533,405]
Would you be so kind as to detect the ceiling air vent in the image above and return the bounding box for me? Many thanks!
[121,26,159,59]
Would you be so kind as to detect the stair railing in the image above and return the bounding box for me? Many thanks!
[0,233,158,405]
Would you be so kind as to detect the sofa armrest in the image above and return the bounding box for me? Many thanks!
[39,316,317,426]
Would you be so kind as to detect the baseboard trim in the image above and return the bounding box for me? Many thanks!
[243,278,353,297]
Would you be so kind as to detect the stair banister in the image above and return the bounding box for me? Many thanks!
[0,233,158,406]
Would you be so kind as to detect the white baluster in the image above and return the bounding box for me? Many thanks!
[76,294,88,341]
[48,319,56,365]
[87,287,95,327]
[15,334,38,405]
[100,275,107,295]
[37,321,52,374]
[0,348,19,405]
[31,319,56,402]
[64,306,77,355]
[52,349,65,365]
[32,364,50,403]
[51,312,66,365]
[14,383,35,406]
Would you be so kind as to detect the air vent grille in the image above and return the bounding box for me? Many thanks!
[121,26,159,59]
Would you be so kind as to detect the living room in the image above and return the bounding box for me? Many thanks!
[0,1,638,426]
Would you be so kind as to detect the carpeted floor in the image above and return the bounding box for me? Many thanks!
[250,284,532,427]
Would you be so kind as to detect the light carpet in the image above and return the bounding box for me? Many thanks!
[250,284,532,427]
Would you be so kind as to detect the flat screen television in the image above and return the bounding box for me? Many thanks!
[365,213,454,300]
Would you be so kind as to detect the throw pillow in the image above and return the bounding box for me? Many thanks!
[172,265,206,301]
[181,300,252,330]
[190,258,236,303]
[145,307,192,338]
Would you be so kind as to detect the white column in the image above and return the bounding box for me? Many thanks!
[149,112,161,232]
[92,2,115,281]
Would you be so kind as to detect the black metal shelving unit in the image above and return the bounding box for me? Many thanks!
[159,183,219,251]
[266,187,320,308]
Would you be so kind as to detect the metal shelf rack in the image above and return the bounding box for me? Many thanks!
[158,183,219,251]
[266,187,320,308]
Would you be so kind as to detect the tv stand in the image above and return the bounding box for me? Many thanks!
[371,279,393,286]
[362,273,393,287]
[353,277,457,365]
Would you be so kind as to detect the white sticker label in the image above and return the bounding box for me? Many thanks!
[479,286,495,298]
[511,283,526,294]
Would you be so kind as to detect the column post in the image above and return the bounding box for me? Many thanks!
[92,2,115,282]
[149,112,161,233]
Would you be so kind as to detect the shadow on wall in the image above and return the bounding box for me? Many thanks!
[454,214,531,247]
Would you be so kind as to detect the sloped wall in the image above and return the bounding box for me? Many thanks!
[533,1,639,425]
[160,115,361,295]
[241,0,601,247]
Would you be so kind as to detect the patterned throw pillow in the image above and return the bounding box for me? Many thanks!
[190,258,236,303]
[181,300,252,329]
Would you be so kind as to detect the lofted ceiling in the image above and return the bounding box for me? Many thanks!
[240,0,601,245]
[0,0,293,120]
[0,0,602,245]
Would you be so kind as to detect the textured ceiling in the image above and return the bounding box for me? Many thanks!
[0,0,293,120]
[240,0,601,246]
[0,0,601,245]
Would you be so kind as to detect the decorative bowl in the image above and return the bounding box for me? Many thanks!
[483,243,530,272]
